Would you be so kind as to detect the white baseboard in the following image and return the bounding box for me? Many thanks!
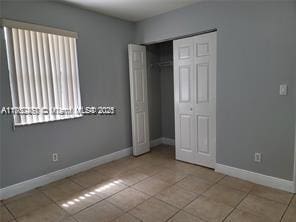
[215,163,295,193]
[150,137,175,147]
[162,137,175,146]
[0,147,132,200]
[150,138,163,147]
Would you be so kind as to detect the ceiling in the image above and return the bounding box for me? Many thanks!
[62,0,203,22]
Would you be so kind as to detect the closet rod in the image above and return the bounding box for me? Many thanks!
[150,60,173,67]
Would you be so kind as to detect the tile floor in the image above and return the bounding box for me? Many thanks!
[1,145,295,222]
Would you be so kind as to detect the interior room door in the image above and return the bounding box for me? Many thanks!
[128,44,150,156]
[174,32,217,168]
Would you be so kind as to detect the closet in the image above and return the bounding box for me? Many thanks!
[146,41,175,147]
[128,31,217,169]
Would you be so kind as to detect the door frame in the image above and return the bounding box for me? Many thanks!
[134,29,217,169]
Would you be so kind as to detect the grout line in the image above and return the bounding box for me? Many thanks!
[221,185,252,221]
[279,194,294,222]
[2,203,17,220]
[3,149,169,221]
[171,173,227,221]
[247,186,294,206]
[70,182,130,216]
[3,148,230,221]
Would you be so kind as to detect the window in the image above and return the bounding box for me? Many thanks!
[2,19,82,126]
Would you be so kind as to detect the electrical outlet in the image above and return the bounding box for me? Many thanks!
[52,153,59,162]
[254,152,262,163]
[279,84,288,96]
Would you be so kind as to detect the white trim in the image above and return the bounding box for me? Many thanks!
[0,19,78,38]
[150,138,163,147]
[0,147,132,200]
[216,163,295,193]
[162,137,175,146]
[150,137,175,147]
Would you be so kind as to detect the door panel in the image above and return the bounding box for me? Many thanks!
[196,42,210,57]
[128,44,150,156]
[180,115,192,150]
[197,115,210,154]
[135,69,144,102]
[197,63,209,103]
[174,32,216,168]
[179,46,191,59]
[179,66,191,102]
[136,112,146,144]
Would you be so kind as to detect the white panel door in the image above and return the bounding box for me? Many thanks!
[128,44,150,156]
[174,32,216,168]
[173,37,196,164]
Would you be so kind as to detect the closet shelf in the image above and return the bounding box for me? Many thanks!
[150,60,173,67]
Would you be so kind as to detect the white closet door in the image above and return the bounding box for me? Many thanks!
[173,37,196,164]
[128,44,150,156]
[174,32,217,168]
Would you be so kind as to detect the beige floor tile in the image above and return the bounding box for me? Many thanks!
[115,168,149,186]
[5,190,52,218]
[136,164,163,177]
[58,189,103,215]
[218,176,254,193]
[74,200,123,222]
[168,210,204,222]
[152,169,187,185]
[191,168,224,183]
[39,179,84,202]
[89,179,127,199]
[282,205,296,222]
[107,188,149,211]
[130,198,178,222]
[70,170,110,188]
[250,184,293,204]
[203,184,246,207]
[163,161,200,175]
[16,204,68,222]
[94,161,130,177]
[291,195,296,206]
[3,190,42,204]
[237,194,286,221]
[132,177,170,196]
[114,157,148,170]
[61,217,77,222]
[224,209,268,222]
[155,185,198,209]
[135,153,168,166]
[112,213,140,222]
[0,206,14,222]
[175,175,213,194]
[4,147,295,222]
[184,195,233,222]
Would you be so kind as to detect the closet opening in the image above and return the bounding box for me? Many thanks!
[146,41,175,150]
[128,31,216,168]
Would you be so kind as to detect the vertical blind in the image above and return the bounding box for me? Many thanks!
[3,21,82,126]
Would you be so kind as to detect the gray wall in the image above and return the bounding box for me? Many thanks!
[146,45,162,140]
[136,1,296,180]
[159,42,174,139]
[0,1,135,188]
